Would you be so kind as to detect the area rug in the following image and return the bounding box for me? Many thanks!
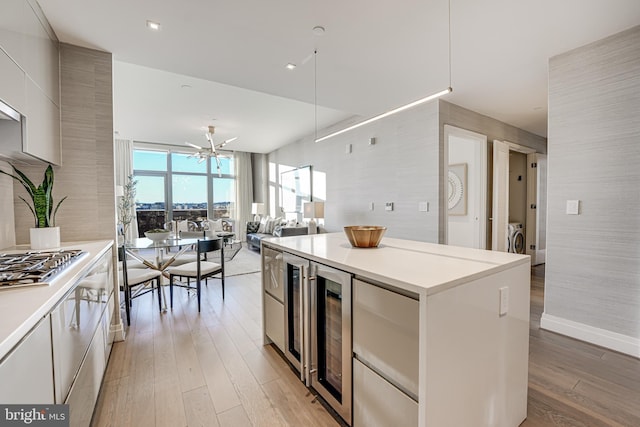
[224,246,261,277]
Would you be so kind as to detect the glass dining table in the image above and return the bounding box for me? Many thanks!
[123,236,202,311]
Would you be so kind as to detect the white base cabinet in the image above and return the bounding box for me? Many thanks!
[353,359,418,427]
[0,316,54,404]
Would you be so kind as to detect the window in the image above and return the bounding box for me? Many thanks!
[212,177,235,219]
[133,148,236,235]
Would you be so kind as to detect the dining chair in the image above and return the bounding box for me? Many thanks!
[168,238,225,312]
[166,230,206,266]
[118,246,163,325]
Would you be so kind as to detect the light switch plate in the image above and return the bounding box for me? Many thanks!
[385,202,394,211]
[345,143,352,154]
[566,200,580,215]
[369,202,374,211]
[418,202,429,212]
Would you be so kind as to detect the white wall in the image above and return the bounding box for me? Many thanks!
[543,25,640,357]
[268,101,440,242]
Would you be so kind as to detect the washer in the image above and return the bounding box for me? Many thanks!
[508,223,525,254]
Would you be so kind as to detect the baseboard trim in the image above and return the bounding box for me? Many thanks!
[540,313,640,358]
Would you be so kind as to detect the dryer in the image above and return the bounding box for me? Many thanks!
[508,223,525,254]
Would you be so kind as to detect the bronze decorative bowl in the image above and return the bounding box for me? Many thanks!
[343,226,387,248]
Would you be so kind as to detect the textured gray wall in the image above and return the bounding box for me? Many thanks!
[268,101,440,242]
[13,44,115,244]
[545,25,640,338]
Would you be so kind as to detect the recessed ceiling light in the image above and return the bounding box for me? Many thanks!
[285,63,297,70]
[146,20,161,30]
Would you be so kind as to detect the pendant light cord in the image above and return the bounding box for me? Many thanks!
[314,49,318,142]
[448,0,452,89]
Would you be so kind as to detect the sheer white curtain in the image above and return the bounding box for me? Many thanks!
[234,151,253,241]
[115,138,138,241]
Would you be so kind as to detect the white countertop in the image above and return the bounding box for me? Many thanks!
[262,233,530,295]
[0,240,114,360]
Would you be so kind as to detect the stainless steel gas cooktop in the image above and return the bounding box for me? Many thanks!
[0,249,86,289]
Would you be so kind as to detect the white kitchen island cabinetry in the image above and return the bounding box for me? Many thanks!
[262,233,530,427]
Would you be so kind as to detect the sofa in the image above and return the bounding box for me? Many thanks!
[246,220,307,252]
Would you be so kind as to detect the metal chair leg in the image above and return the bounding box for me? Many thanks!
[156,277,162,312]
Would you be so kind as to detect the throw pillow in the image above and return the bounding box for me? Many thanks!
[267,217,283,235]
[257,216,270,233]
[203,219,223,232]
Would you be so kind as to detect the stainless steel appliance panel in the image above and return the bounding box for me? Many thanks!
[262,245,284,302]
[282,253,309,380]
[310,262,352,425]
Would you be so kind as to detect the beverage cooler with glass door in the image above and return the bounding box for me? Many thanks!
[282,253,353,425]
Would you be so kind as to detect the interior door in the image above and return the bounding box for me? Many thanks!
[492,140,510,251]
[526,153,537,261]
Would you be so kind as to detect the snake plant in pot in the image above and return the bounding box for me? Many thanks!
[0,164,67,249]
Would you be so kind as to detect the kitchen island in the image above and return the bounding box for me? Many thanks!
[261,233,530,427]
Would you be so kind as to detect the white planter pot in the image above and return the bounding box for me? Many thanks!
[30,227,61,250]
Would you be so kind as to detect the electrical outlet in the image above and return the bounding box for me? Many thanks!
[345,143,352,154]
[499,287,509,316]
[418,202,429,212]
[369,202,374,211]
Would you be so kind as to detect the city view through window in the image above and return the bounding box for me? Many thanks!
[133,149,235,235]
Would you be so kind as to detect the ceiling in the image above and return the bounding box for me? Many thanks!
[37,0,640,153]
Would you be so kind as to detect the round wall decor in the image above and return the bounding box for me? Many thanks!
[447,163,467,215]
[448,170,464,209]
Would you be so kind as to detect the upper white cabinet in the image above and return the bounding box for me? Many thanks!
[0,0,60,165]
[0,48,25,112]
[0,0,59,104]
[24,76,61,164]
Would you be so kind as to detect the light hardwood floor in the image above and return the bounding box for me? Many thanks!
[93,264,640,426]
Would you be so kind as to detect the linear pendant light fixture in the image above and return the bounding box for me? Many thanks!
[314,0,452,143]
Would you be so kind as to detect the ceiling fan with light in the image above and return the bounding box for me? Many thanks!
[185,125,237,176]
